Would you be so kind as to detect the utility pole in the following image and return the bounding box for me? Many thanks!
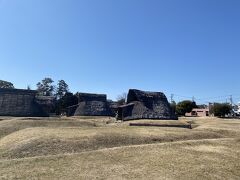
[229,95,233,117]
[230,95,233,107]
[192,96,195,102]
[171,94,174,103]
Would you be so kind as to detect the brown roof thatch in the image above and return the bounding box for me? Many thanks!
[117,89,177,120]
[69,92,113,116]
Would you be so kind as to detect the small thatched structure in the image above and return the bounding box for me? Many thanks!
[68,93,113,116]
[35,96,56,114]
[117,89,177,120]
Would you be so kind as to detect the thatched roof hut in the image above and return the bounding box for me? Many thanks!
[0,88,48,117]
[117,89,177,120]
[71,93,113,116]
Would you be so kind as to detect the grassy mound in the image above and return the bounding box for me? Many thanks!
[0,123,238,159]
[0,116,240,179]
[1,138,239,180]
[0,117,114,139]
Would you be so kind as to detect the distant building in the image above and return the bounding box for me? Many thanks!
[185,108,209,117]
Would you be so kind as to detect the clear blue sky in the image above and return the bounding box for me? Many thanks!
[0,0,240,103]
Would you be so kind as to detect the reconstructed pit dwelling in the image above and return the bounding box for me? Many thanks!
[68,89,176,121]
[0,88,49,117]
[67,93,113,116]
[117,89,177,120]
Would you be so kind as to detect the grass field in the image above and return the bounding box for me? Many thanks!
[0,116,240,179]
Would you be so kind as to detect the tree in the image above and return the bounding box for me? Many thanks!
[116,92,127,105]
[55,92,78,115]
[56,80,69,99]
[0,80,14,89]
[210,103,231,117]
[36,78,55,96]
[176,100,198,116]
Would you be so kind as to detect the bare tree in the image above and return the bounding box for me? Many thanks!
[116,92,127,105]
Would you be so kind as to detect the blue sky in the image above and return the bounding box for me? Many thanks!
[0,0,240,103]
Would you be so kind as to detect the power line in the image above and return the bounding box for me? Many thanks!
[174,94,192,99]
[170,93,240,104]
[195,95,230,101]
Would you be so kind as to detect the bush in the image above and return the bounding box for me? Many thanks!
[176,100,198,116]
[210,103,231,117]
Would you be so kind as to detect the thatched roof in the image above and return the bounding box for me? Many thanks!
[0,88,48,117]
[72,92,113,116]
[118,89,177,120]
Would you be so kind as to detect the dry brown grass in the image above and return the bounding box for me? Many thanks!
[0,126,232,159]
[1,138,239,180]
[0,116,240,179]
[0,116,114,139]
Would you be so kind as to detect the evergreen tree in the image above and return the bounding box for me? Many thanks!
[36,78,55,96]
[56,80,69,99]
[0,80,14,89]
